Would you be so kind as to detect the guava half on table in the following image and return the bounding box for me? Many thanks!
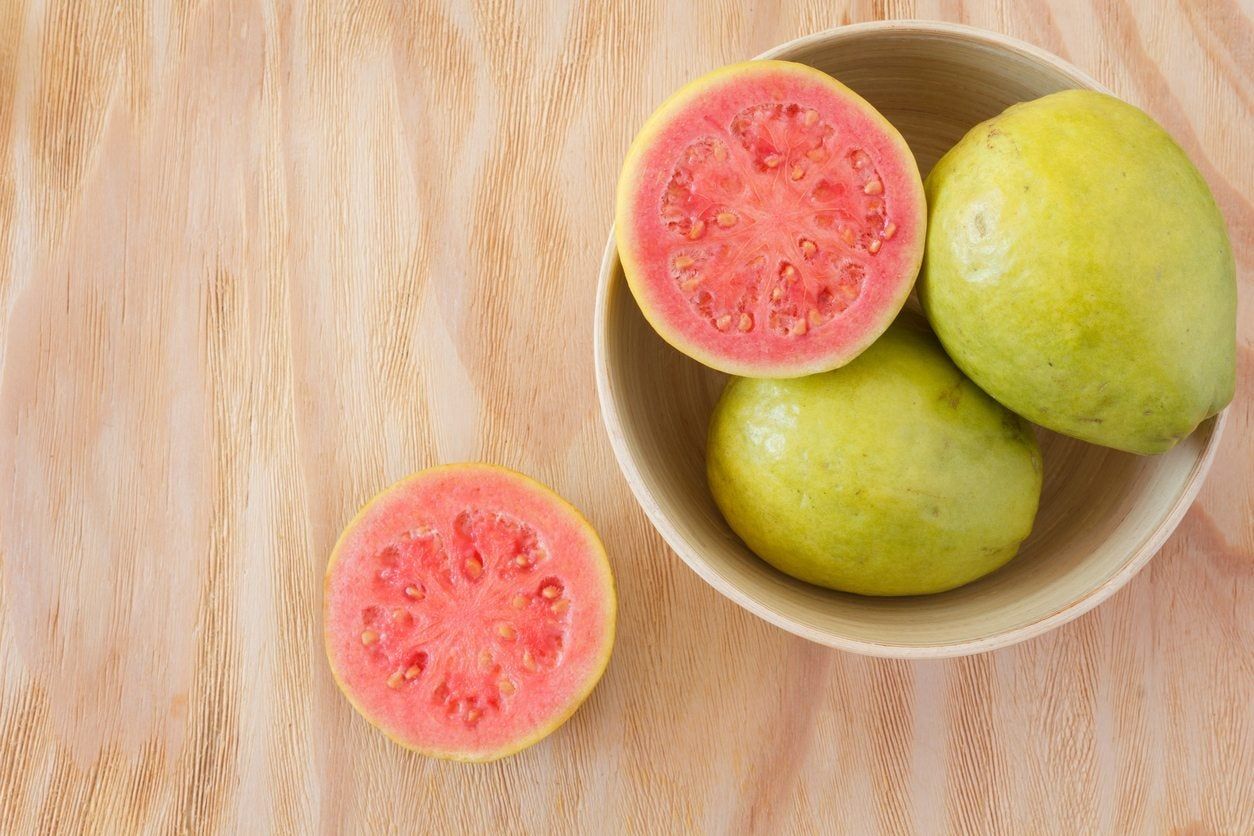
[324,464,615,762]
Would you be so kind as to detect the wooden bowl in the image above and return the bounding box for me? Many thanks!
[594,21,1228,658]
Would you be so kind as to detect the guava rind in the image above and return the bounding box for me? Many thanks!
[707,321,1043,596]
[919,90,1236,455]
[324,463,616,762]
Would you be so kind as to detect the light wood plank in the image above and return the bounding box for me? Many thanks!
[0,0,1249,832]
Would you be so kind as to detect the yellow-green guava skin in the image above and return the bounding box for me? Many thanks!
[707,321,1043,597]
[919,90,1236,455]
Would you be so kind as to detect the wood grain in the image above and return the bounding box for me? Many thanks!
[0,0,1249,833]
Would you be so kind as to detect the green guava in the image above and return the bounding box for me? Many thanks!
[324,464,616,762]
[919,90,1236,455]
[707,321,1043,596]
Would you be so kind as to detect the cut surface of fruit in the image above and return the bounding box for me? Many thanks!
[616,60,926,377]
[324,464,615,762]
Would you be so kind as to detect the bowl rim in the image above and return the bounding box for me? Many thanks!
[593,19,1230,658]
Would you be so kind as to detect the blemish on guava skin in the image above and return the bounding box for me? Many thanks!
[984,125,1018,154]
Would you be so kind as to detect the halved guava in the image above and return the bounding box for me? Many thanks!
[324,464,616,762]
[616,60,926,378]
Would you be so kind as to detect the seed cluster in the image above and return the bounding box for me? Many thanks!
[658,101,896,337]
[357,511,574,730]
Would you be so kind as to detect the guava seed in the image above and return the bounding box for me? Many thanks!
[552,599,570,615]
[499,679,517,695]
[361,630,379,646]
[863,179,883,195]
[716,212,738,228]
[387,671,405,689]
[497,623,517,640]
[404,585,424,601]
[512,595,527,609]
[541,585,560,599]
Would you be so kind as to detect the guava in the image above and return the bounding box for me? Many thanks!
[919,90,1236,454]
[324,464,616,762]
[616,60,926,378]
[707,321,1043,596]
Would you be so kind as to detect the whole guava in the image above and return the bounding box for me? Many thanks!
[707,321,1043,597]
[919,90,1235,455]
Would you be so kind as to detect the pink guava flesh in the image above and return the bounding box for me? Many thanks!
[325,465,615,761]
[617,61,925,377]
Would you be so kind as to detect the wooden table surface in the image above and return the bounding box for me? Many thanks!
[0,1,1250,833]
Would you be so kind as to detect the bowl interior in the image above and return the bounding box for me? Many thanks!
[597,23,1222,655]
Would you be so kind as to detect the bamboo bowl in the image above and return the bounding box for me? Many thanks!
[594,21,1227,657]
